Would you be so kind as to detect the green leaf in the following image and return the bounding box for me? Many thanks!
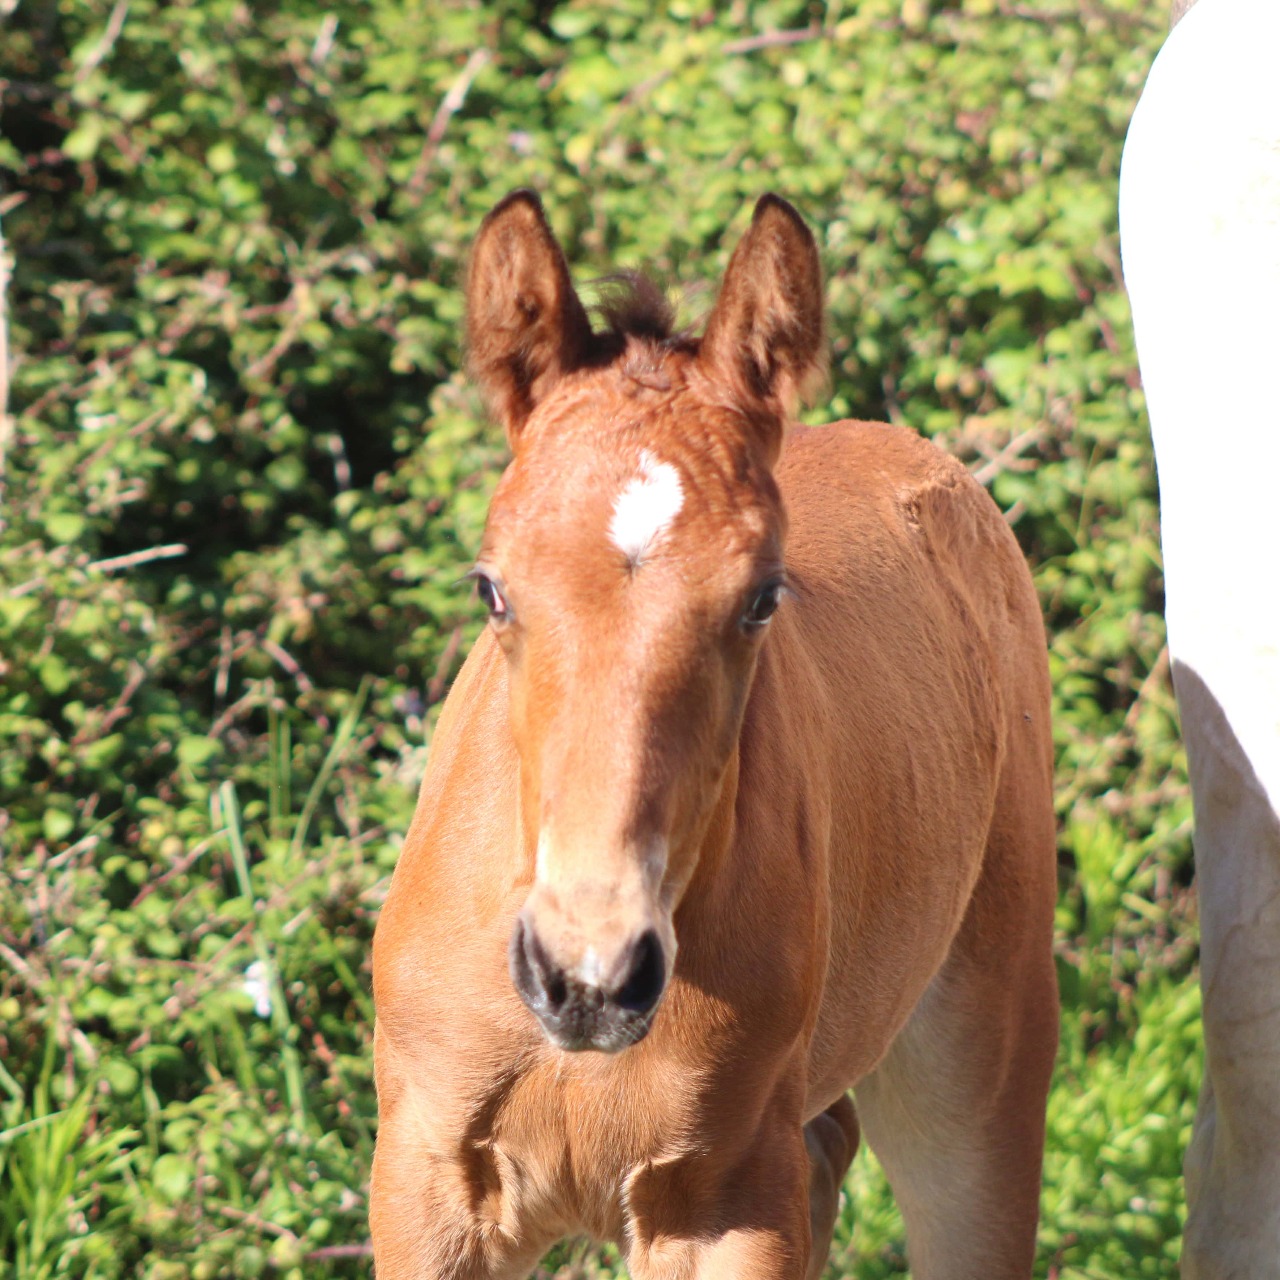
[62,116,104,161]
[38,655,74,696]
[151,1153,192,1203]
[42,808,75,844]
[176,736,221,768]
[46,512,87,544]
[549,10,600,38]
[205,141,237,174]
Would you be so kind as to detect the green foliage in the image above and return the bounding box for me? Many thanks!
[1,0,1186,1276]
[0,1037,138,1280]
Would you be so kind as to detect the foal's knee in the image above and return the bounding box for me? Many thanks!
[803,1096,860,1280]
[805,1094,859,1185]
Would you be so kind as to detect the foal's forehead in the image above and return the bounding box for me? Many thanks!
[485,374,778,566]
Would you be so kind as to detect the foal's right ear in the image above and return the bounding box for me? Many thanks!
[466,190,593,443]
[700,194,826,422]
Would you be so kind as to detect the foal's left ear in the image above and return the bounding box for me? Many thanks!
[700,194,827,424]
[466,190,594,443]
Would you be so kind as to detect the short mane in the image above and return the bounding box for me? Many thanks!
[592,272,679,343]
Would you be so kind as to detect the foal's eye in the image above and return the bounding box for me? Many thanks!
[473,573,508,621]
[743,581,784,629]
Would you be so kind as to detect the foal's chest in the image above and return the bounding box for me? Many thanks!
[449,1042,711,1245]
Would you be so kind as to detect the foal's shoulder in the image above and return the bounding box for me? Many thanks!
[781,419,1022,585]
[781,419,983,514]
[783,422,972,491]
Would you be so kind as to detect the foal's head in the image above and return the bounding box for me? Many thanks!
[465,191,825,1052]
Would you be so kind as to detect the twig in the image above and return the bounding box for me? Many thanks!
[1057,645,1172,812]
[1123,644,1170,735]
[970,426,1043,487]
[327,430,351,492]
[88,542,188,574]
[129,836,216,908]
[406,48,492,197]
[311,13,339,65]
[306,1243,374,1261]
[161,831,377,1030]
[74,0,130,83]
[996,0,1153,29]
[209,686,274,741]
[616,26,826,115]
[209,1203,301,1243]
[244,280,312,382]
[71,659,147,746]
[263,639,315,694]
[880,371,905,426]
[8,575,47,598]
[74,408,168,482]
[3,542,187,604]
[0,213,12,532]
[214,625,233,703]
[720,26,821,55]
[0,939,41,986]
[1066,263,1142,391]
[43,825,104,871]
[1100,777,1189,817]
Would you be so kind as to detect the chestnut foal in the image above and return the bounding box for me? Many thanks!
[371,192,1059,1280]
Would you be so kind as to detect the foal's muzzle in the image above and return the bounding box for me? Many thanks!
[509,915,666,1052]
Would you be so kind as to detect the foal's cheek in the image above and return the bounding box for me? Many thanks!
[715,642,765,753]
[505,648,559,765]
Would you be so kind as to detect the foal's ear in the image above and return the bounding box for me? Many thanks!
[466,190,593,442]
[700,194,827,420]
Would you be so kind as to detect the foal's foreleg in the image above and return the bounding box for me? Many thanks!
[853,945,1057,1280]
[803,1095,859,1280]
[627,1101,844,1280]
[627,1105,834,1274]
[370,1035,551,1280]
[370,1124,548,1280]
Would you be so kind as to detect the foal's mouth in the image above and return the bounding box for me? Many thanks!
[509,916,667,1053]
[539,999,658,1054]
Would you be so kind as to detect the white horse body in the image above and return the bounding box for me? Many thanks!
[1120,0,1280,1272]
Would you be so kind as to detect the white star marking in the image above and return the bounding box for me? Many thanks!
[609,451,684,564]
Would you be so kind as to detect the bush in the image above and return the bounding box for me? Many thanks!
[1,1,1189,1276]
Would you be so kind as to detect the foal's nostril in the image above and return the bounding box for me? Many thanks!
[612,929,666,1015]
[545,969,567,1010]
[511,915,666,1039]
[509,917,569,1015]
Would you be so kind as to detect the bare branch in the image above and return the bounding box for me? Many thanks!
[407,48,492,197]
[311,13,339,65]
[263,639,316,693]
[75,0,131,83]
[71,659,148,746]
[88,542,188,574]
[970,426,1044,487]
[426,625,464,706]
[0,213,12,532]
[616,26,826,114]
[244,280,312,383]
[720,26,822,55]
[306,1243,374,1261]
[8,542,187,607]
[209,1203,301,1243]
